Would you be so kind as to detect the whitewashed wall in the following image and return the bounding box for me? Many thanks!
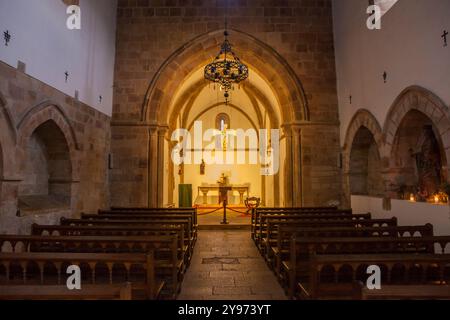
[0,0,117,116]
[352,195,450,237]
[333,0,450,143]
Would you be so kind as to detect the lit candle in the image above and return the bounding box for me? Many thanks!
[434,195,440,204]
[409,194,415,202]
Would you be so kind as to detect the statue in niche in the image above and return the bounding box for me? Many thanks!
[200,159,205,175]
[410,125,442,199]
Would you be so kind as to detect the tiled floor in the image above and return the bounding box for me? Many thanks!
[178,230,287,300]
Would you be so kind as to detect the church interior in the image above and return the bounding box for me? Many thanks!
[0,0,450,301]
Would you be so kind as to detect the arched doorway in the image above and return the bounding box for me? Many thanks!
[143,29,310,208]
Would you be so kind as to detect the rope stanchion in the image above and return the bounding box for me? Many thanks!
[227,206,251,215]
[196,206,224,216]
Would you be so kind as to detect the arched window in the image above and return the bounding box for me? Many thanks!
[216,113,230,131]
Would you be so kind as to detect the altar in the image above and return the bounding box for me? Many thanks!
[197,183,250,205]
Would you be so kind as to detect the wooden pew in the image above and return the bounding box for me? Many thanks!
[302,253,450,300]
[269,224,434,276]
[0,283,133,300]
[0,234,182,298]
[0,251,162,300]
[31,224,190,268]
[104,207,198,230]
[109,207,195,212]
[256,213,372,251]
[251,207,348,241]
[60,218,194,260]
[98,209,198,239]
[284,236,450,299]
[353,281,450,300]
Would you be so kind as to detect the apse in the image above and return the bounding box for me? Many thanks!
[162,62,283,208]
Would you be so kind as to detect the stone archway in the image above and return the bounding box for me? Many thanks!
[342,109,383,207]
[383,86,450,199]
[142,29,310,207]
[17,103,80,214]
[143,29,309,125]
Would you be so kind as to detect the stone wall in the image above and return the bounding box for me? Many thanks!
[0,61,111,234]
[342,87,450,207]
[111,0,342,207]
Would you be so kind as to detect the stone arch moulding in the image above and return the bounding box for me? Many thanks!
[383,86,450,165]
[0,91,18,144]
[142,28,310,126]
[342,109,383,173]
[16,101,80,181]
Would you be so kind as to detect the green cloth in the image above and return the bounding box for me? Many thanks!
[178,184,193,208]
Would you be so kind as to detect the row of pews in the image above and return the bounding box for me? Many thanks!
[252,206,450,300]
[0,207,197,300]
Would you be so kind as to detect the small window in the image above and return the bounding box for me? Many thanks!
[216,113,230,131]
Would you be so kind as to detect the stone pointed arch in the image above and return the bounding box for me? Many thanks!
[343,109,383,171]
[342,109,384,207]
[17,102,80,183]
[0,91,18,144]
[383,86,450,164]
[17,101,80,151]
[142,28,310,125]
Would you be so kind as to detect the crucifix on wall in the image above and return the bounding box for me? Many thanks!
[442,30,448,47]
[4,30,11,46]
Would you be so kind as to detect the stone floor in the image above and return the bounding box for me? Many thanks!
[178,230,287,300]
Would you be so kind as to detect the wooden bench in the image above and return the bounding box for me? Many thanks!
[284,236,450,299]
[256,213,372,251]
[268,224,434,274]
[31,224,190,267]
[97,209,198,240]
[301,253,450,300]
[354,281,450,300]
[0,251,162,300]
[59,218,194,260]
[0,234,182,298]
[251,207,348,241]
[0,283,133,300]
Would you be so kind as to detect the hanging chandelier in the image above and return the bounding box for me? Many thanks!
[204,24,249,104]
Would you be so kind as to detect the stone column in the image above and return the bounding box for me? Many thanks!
[291,125,302,207]
[167,141,176,206]
[148,126,159,207]
[283,125,294,207]
[261,175,266,206]
[157,127,168,207]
